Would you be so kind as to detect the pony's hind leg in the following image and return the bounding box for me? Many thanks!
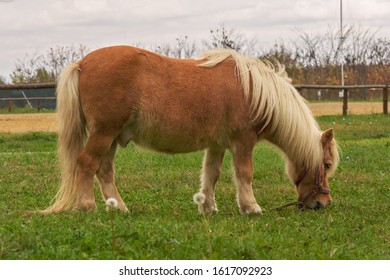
[199,148,225,214]
[75,134,114,211]
[231,135,262,215]
[96,140,128,212]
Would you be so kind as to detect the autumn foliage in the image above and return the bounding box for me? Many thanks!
[8,25,390,89]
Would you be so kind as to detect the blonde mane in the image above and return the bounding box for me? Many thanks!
[199,49,325,171]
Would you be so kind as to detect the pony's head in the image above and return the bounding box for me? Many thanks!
[286,128,339,209]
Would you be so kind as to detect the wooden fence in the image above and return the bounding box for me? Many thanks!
[295,84,389,115]
[0,83,56,112]
[0,83,389,115]
[0,97,56,112]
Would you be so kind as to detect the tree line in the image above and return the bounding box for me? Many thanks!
[2,25,389,85]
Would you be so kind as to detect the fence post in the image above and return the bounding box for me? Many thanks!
[342,88,349,115]
[8,100,12,112]
[383,85,388,115]
[295,86,302,96]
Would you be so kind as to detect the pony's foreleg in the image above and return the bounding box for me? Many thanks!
[96,141,128,212]
[199,148,225,214]
[231,139,262,215]
[75,134,114,211]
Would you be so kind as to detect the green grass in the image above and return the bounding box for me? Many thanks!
[0,114,389,260]
[0,106,55,114]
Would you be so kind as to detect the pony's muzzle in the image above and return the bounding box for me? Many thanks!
[314,201,324,209]
[300,197,332,210]
[314,199,332,209]
[315,198,332,209]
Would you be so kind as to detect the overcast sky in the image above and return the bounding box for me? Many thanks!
[1,0,389,82]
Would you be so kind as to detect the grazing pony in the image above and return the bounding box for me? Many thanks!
[43,46,339,215]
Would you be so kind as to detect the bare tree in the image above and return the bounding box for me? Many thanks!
[293,25,354,67]
[203,24,259,56]
[206,25,245,51]
[7,25,389,85]
[288,25,390,84]
[153,36,197,59]
[174,36,197,58]
[43,45,88,77]
[368,37,390,65]
[261,41,302,78]
[153,43,173,57]
[11,44,89,84]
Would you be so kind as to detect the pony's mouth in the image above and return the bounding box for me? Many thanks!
[299,200,331,210]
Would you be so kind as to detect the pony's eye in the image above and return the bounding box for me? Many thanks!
[324,163,331,170]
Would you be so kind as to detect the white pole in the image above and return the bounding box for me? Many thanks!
[20,90,33,108]
[340,0,344,88]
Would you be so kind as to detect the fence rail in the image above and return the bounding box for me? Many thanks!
[0,97,56,112]
[0,83,56,90]
[0,83,389,115]
[0,83,56,112]
[295,84,389,115]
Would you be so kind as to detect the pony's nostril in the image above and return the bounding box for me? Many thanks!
[315,201,324,209]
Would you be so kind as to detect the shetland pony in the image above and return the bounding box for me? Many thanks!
[43,46,339,215]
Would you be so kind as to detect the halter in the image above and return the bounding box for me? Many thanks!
[271,165,330,211]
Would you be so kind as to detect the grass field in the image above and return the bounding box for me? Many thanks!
[0,114,389,260]
[0,106,54,114]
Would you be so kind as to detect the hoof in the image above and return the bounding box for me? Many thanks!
[77,200,96,212]
[240,204,262,215]
[106,204,129,213]
[198,203,218,215]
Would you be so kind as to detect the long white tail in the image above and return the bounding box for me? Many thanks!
[42,62,86,213]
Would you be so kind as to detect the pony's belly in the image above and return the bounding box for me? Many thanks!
[118,124,212,153]
[134,134,209,154]
[137,140,205,154]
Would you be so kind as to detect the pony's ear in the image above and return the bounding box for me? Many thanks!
[321,128,334,145]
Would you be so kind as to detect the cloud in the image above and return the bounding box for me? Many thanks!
[73,0,107,13]
[0,0,389,80]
